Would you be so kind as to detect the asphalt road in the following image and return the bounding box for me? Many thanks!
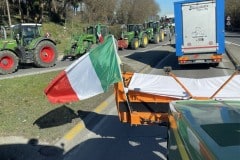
[0,58,72,80]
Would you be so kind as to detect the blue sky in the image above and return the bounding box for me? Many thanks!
[155,0,182,17]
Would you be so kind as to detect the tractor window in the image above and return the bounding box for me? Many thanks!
[87,27,94,34]
[136,25,143,32]
[22,27,33,38]
[127,25,135,32]
[148,22,154,28]
[11,25,21,39]
[101,27,108,37]
[22,26,41,39]
[153,23,158,29]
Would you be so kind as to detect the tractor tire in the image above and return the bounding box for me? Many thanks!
[154,34,160,44]
[141,33,148,48]
[159,30,164,42]
[33,41,58,68]
[131,38,139,50]
[0,50,19,75]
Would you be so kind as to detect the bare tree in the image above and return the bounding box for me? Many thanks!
[84,0,117,24]
[116,0,159,24]
[6,0,11,26]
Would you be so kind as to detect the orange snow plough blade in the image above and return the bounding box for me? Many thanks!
[114,72,180,125]
[114,69,240,125]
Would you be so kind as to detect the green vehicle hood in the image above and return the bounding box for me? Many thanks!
[170,100,240,160]
[27,37,43,49]
[123,31,134,40]
[0,39,17,50]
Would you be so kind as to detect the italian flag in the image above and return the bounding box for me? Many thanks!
[44,35,122,103]
[97,24,104,43]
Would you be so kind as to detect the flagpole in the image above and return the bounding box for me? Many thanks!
[112,35,133,113]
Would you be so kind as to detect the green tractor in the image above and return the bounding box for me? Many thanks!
[62,24,109,60]
[144,21,165,44]
[118,24,148,50]
[0,23,58,75]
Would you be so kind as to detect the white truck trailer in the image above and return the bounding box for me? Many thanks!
[174,0,225,65]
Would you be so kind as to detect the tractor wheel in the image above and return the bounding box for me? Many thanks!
[0,50,19,75]
[154,34,160,44]
[131,38,139,50]
[141,34,148,48]
[33,41,58,68]
[159,30,164,42]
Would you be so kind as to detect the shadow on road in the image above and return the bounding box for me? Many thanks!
[124,49,229,71]
[126,50,171,69]
[64,110,168,160]
[30,106,168,160]
[0,138,64,160]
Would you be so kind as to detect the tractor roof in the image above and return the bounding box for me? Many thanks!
[11,23,42,28]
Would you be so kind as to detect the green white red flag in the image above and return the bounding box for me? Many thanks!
[44,35,122,103]
[97,24,104,43]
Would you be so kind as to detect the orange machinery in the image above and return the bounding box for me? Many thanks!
[114,68,240,126]
[114,71,178,126]
[117,38,128,50]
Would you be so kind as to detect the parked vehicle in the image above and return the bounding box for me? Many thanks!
[117,24,148,50]
[0,23,58,75]
[174,0,225,65]
[62,24,109,60]
[144,21,164,44]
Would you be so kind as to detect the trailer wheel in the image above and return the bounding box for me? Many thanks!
[33,41,58,68]
[141,33,148,48]
[0,50,19,75]
[131,38,139,50]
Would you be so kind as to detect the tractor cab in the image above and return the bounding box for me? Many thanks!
[98,25,108,38]
[146,21,154,28]
[86,26,94,34]
[86,25,109,38]
[11,23,42,46]
[127,24,143,32]
[127,24,143,37]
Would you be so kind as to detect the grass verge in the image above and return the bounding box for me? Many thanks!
[0,71,113,144]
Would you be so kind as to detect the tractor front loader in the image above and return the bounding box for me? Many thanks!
[62,24,109,61]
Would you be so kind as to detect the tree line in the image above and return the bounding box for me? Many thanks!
[1,0,239,29]
[0,0,160,26]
